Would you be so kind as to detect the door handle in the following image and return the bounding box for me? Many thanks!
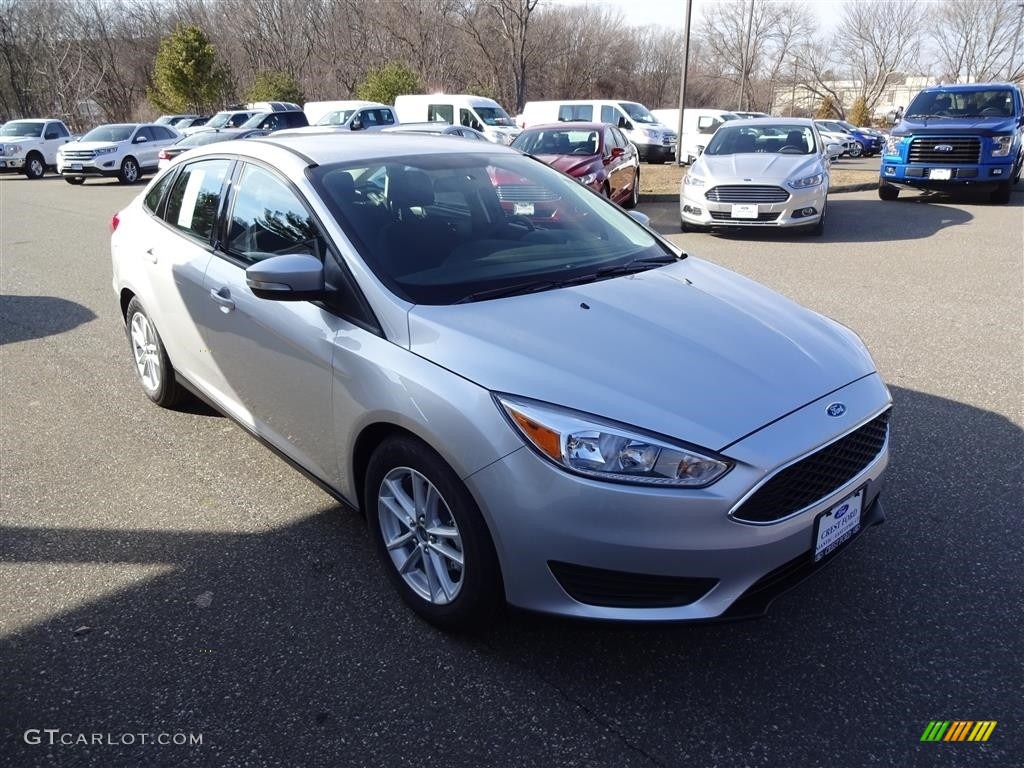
[145,247,157,263]
[209,287,235,311]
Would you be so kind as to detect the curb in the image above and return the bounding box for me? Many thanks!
[639,181,877,203]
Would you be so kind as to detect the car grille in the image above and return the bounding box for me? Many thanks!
[709,211,781,223]
[662,132,677,146]
[732,409,891,524]
[549,561,718,608]
[495,185,560,203]
[908,137,980,164]
[706,185,789,203]
[61,149,96,161]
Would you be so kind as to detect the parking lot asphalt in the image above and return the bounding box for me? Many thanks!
[1,173,1022,768]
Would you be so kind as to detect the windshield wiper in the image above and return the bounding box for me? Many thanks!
[593,256,678,278]
[454,279,563,304]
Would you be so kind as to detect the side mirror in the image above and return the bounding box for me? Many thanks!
[610,146,625,159]
[618,117,633,130]
[45,131,59,140]
[245,254,324,301]
[134,135,148,143]
[350,117,363,131]
[627,211,651,228]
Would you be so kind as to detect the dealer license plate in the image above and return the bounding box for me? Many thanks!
[929,168,952,180]
[69,163,82,170]
[513,202,535,216]
[731,204,758,219]
[813,489,863,562]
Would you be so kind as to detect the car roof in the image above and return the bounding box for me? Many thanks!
[522,122,607,131]
[180,132,510,171]
[726,117,817,127]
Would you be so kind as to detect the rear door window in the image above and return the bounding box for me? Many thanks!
[163,158,232,244]
[600,105,617,124]
[558,105,593,121]
[428,104,454,124]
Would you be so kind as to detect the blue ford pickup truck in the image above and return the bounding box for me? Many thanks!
[879,83,1023,204]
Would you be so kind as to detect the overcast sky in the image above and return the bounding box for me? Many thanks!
[545,0,842,32]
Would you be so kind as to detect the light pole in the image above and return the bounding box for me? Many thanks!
[675,0,694,166]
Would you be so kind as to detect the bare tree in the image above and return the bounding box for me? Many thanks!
[460,0,540,111]
[931,0,1024,83]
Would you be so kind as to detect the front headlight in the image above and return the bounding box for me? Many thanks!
[884,136,903,155]
[93,146,117,156]
[991,135,1013,157]
[683,173,705,187]
[6,143,23,155]
[578,172,598,186]
[497,396,731,487]
[642,129,660,140]
[788,172,824,189]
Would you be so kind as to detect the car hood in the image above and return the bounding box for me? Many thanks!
[63,141,121,152]
[2,136,43,144]
[536,154,599,177]
[694,153,820,184]
[407,259,875,451]
[894,116,1017,136]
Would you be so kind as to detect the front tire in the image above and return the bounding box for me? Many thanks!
[366,436,503,631]
[989,181,1011,205]
[125,297,184,408]
[24,152,45,179]
[118,156,140,184]
[848,141,863,158]
[878,181,899,200]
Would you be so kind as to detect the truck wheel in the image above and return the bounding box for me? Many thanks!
[878,181,899,201]
[989,181,1011,205]
[118,156,140,184]
[24,152,46,179]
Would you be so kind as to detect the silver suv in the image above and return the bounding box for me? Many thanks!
[111,134,891,630]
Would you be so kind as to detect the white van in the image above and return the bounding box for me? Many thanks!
[302,101,396,131]
[393,94,520,144]
[651,108,740,165]
[519,100,677,164]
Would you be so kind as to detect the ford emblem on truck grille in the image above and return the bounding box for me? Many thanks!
[933,144,954,152]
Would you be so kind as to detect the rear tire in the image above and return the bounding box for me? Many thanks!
[124,297,184,408]
[848,141,863,158]
[365,436,503,631]
[64,176,85,185]
[24,152,45,179]
[989,181,1011,205]
[878,181,899,201]
[623,169,640,209]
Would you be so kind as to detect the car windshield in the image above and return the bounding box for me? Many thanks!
[512,128,599,156]
[205,113,235,129]
[1,121,45,137]
[81,124,135,143]
[240,112,272,129]
[705,124,817,155]
[175,131,232,148]
[619,102,657,124]
[308,152,674,305]
[474,107,514,126]
[317,109,357,126]
[905,89,1015,118]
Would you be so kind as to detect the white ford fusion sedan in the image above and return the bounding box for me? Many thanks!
[680,118,830,235]
[112,133,890,629]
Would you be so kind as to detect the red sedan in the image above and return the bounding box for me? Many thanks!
[511,121,641,208]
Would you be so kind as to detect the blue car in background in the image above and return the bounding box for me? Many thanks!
[815,120,882,157]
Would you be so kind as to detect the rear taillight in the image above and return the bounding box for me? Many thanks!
[158,149,168,160]
[110,212,120,233]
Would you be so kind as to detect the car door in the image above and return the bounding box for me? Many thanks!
[143,157,234,391]
[193,161,350,486]
[43,121,71,164]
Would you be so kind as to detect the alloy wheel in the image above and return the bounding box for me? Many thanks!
[378,467,464,604]
[130,312,161,392]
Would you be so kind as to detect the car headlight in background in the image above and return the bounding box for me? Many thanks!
[884,136,903,155]
[5,144,23,155]
[788,172,824,189]
[683,173,705,187]
[642,129,661,140]
[578,172,598,186]
[497,395,731,487]
[991,135,1013,157]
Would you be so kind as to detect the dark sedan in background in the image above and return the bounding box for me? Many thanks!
[157,128,268,169]
[512,121,641,208]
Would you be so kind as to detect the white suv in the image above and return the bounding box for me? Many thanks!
[57,123,178,185]
[0,119,74,178]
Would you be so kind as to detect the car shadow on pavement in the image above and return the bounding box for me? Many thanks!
[1,386,1021,766]
[0,294,96,345]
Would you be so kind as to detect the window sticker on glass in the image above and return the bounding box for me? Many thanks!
[176,169,207,229]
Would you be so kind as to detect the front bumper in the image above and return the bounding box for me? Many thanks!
[638,143,676,163]
[0,156,26,171]
[880,159,1013,188]
[680,182,826,229]
[57,157,120,178]
[465,374,891,621]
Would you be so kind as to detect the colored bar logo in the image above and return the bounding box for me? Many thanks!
[920,721,997,742]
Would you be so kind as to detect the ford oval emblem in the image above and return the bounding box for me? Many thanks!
[933,144,954,152]
[835,503,850,518]
[826,402,847,417]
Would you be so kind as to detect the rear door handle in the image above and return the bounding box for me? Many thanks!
[209,287,235,311]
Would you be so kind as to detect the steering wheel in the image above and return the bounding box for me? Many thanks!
[506,214,536,232]
[571,146,594,155]
[779,145,803,153]
[980,107,1002,116]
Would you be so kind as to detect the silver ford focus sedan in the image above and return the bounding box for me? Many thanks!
[111,133,891,629]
